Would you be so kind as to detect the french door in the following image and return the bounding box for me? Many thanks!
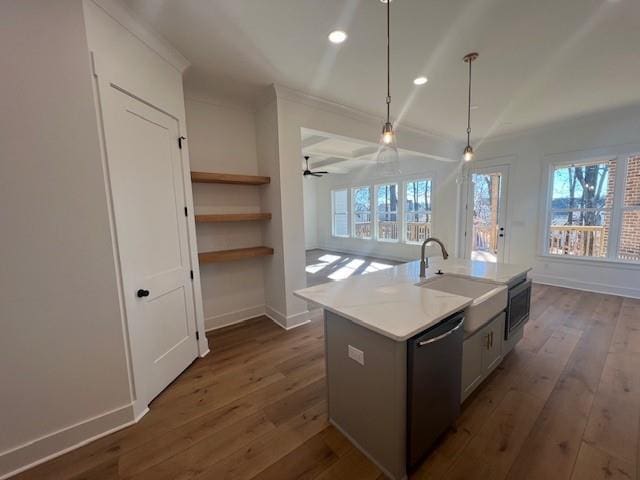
[463,165,509,263]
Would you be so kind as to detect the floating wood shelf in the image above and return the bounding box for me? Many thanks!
[198,246,274,264]
[195,213,272,223]
[191,171,270,185]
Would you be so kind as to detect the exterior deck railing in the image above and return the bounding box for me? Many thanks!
[548,225,606,257]
[473,224,499,253]
[353,221,431,242]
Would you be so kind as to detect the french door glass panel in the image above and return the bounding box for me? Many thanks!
[469,172,505,262]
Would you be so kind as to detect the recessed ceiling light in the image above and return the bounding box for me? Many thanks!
[328,30,347,44]
[413,76,428,85]
[470,104,479,110]
[380,0,393,3]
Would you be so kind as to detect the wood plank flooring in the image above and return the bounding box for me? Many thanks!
[13,285,640,480]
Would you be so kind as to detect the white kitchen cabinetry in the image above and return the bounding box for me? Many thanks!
[461,312,505,402]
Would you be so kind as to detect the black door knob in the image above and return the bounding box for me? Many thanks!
[136,289,150,298]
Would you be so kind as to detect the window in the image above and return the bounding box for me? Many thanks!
[376,183,399,241]
[352,186,372,239]
[404,179,432,244]
[546,154,640,262]
[619,155,640,261]
[331,189,349,237]
[547,159,613,258]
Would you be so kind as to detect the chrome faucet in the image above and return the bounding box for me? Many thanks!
[420,237,449,277]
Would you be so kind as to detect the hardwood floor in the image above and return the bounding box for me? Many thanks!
[14,285,640,480]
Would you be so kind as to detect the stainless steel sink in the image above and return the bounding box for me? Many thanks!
[420,275,508,334]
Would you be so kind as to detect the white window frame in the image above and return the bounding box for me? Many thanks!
[331,188,350,238]
[540,146,640,265]
[351,185,372,240]
[374,182,400,243]
[403,177,434,245]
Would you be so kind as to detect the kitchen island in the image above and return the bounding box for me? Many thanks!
[295,258,531,480]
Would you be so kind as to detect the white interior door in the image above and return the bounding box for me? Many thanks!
[103,86,198,405]
[463,165,509,263]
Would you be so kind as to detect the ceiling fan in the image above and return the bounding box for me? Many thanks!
[302,156,328,177]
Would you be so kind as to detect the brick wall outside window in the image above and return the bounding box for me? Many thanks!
[619,155,640,261]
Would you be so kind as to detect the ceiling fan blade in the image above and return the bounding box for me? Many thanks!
[314,171,329,174]
[311,173,323,177]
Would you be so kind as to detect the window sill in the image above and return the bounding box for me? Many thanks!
[537,254,640,270]
[331,235,350,239]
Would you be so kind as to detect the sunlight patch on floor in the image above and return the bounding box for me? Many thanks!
[328,259,365,280]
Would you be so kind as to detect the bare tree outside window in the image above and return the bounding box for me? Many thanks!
[548,160,613,257]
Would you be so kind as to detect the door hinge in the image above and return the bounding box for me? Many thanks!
[184,206,188,217]
[196,331,200,340]
[190,270,194,280]
[178,136,187,149]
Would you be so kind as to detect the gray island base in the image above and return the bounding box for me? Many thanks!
[296,258,532,479]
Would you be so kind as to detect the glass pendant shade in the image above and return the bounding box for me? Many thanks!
[463,144,474,162]
[377,122,400,174]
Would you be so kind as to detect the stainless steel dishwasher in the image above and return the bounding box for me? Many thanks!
[406,311,464,470]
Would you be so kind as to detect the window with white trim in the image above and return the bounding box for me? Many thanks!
[331,189,349,237]
[546,154,640,262]
[352,186,372,239]
[376,183,399,242]
[404,179,432,244]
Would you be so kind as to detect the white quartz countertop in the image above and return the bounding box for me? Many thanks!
[294,258,531,342]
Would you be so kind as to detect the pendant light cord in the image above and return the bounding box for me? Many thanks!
[386,0,391,124]
[466,56,472,146]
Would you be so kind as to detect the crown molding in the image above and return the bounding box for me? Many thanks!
[87,0,190,73]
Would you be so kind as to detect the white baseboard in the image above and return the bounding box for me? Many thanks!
[205,305,311,333]
[0,403,135,480]
[265,306,311,330]
[531,273,640,299]
[204,305,267,332]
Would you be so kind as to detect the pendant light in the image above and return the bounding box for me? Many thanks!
[463,52,478,162]
[376,0,400,174]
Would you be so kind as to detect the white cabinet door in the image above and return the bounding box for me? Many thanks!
[461,330,485,401]
[102,86,198,405]
[482,313,504,374]
[461,312,506,402]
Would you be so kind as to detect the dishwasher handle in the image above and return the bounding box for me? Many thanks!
[417,317,464,347]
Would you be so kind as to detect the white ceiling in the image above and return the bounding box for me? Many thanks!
[300,129,442,173]
[124,0,640,140]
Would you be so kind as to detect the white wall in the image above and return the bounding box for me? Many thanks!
[185,96,267,329]
[0,1,132,476]
[474,104,640,298]
[302,177,319,249]
[255,95,289,324]
[312,156,459,262]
